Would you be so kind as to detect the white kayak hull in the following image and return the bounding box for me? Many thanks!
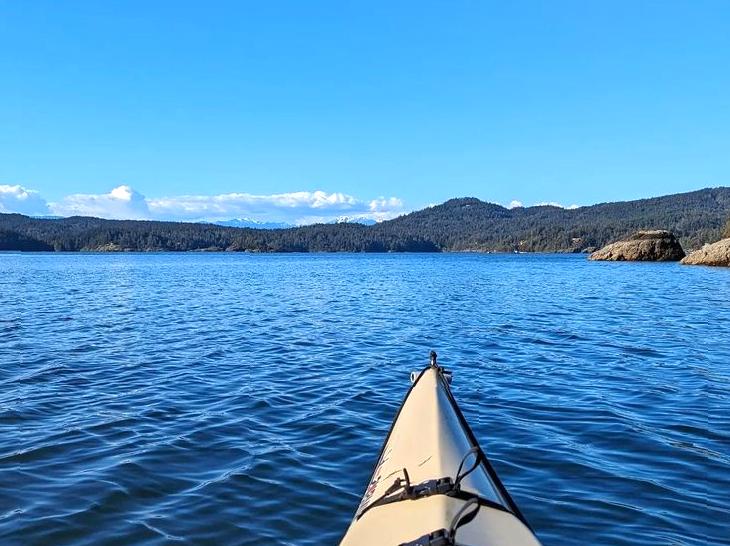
[341,361,541,546]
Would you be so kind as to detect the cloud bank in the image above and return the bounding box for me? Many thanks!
[1,183,583,224]
[0,185,50,215]
[52,185,151,219]
[146,189,404,224]
[3,184,405,225]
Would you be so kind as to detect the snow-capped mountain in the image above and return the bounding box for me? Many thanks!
[211,218,294,229]
[331,216,377,225]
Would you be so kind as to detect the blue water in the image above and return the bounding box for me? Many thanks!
[1,253,728,545]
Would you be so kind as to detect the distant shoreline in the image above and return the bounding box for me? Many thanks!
[2,187,728,254]
[0,249,672,257]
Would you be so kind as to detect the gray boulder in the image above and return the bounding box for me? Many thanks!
[680,238,730,267]
[589,230,685,262]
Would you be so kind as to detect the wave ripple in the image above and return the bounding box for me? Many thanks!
[1,253,728,545]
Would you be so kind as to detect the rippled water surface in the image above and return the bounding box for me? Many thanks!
[2,253,729,545]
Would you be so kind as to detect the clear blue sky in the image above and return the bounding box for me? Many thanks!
[0,1,728,222]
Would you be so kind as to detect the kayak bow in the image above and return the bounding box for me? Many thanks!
[341,353,541,546]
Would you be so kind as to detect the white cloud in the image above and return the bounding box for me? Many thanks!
[369,197,403,211]
[366,196,405,222]
[0,184,405,225]
[1,184,584,223]
[148,189,403,224]
[148,190,357,219]
[50,185,151,219]
[0,185,50,215]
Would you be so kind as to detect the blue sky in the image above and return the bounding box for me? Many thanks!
[1,1,728,223]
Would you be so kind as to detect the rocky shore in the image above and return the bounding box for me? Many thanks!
[681,238,730,267]
[589,230,685,262]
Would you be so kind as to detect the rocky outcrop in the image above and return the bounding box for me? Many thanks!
[83,242,124,252]
[680,238,730,267]
[589,230,685,262]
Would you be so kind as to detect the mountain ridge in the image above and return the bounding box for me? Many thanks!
[1,187,728,253]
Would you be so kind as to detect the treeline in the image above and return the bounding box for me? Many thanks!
[0,215,439,253]
[1,187,728,253]
[376,187,730,252]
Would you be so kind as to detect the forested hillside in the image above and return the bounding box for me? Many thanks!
[1,187,728,253]
[376,187,730,252]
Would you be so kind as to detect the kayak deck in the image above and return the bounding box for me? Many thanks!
[341,359,540,545]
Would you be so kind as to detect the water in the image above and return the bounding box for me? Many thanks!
[1,253,728,545]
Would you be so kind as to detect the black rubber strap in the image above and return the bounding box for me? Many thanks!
[449,497,481,536]
[398,497,482,546]
[359,474,514,521]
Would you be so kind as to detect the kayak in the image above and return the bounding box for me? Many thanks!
[341,352,541,546]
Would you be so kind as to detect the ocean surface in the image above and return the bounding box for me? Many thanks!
[1,253,728,545]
